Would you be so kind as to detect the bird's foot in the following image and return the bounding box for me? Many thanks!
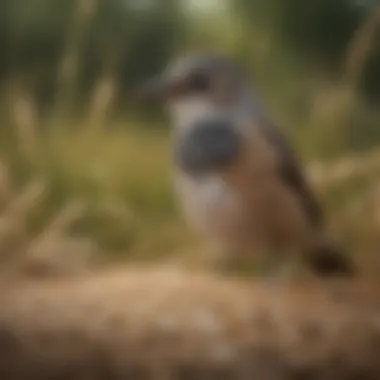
[260,258,306,287]
[205,248,248,277]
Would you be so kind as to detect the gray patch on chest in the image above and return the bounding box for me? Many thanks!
[173,119,242,176]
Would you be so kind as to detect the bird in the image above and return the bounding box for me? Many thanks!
[139,52,355,279]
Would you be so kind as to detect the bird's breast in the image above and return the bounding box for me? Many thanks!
[174,172,254,246]
[171,116,293,249]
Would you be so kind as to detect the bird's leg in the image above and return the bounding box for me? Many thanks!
[206,245,235,274]
[207,246,270,278]
[204,243,302,281]
[204,242,247,276]
[258,249,303,285]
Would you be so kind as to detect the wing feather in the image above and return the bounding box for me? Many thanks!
[259,122,323,228]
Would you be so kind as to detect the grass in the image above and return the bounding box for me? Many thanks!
[0,114,379,278]
[1,67,380,277]
[0,123,201,273]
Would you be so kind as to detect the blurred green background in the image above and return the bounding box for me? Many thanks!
[1,0,380,273]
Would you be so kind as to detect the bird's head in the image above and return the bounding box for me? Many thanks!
[139,53,249,126]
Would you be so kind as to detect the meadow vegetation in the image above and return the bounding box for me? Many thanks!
[1,0,380,276]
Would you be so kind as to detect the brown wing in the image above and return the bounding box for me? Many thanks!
[260,122,323,228]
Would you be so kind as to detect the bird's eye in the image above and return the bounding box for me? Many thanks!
[187,71,210,93]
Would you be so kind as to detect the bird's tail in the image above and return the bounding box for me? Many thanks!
[304,239,355,278]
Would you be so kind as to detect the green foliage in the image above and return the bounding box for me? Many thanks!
[2,0,185,120]
[231,0,380,100]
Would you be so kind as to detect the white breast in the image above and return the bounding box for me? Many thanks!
[168,95,262,247]
[174,172,246,245]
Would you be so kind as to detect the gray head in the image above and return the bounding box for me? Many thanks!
[139,53,252,127]
[140,53,269,176]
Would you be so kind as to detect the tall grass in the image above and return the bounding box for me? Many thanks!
[1,110,380,275]
[1,0,380,276]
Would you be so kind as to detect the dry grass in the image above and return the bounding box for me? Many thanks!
[1,118,380,275]
[0,167,98,277]
[0,266,380,379]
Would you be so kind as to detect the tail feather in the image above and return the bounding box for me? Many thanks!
[305,243,355,278]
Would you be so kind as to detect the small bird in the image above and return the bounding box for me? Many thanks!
[139,52,355,278]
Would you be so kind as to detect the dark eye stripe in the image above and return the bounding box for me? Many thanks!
[166,71,210,99]
[167,78,186,94]
[186,72,210,93]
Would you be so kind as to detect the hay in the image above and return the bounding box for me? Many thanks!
[0,266,379,379]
